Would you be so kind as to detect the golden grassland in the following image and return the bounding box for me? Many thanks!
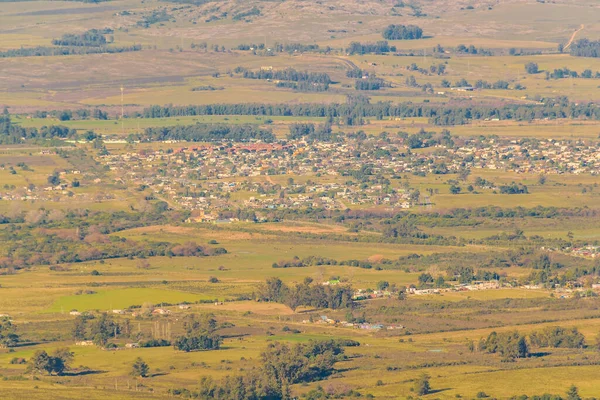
[0,1,600,398]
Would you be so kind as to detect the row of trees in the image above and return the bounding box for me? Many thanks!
[1,109,77,144]
[275,81,329,92]
[235,42,330,54]
[256,277,354,312]
[142,124,275,142]
[238,67,331,85]
[33,108,108,121]
[547,67,600,79]
[346,41,396,55]
[135,95,600,127]
[473,79,511,89]
[0,44,142,58]
[455,44,493,56]
[570,38,600,58]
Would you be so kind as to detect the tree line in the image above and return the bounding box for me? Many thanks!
[0,44,142,58]
[141,123,275,142]
[134,95,600,126]
[346,40,396,55]
[1,110,76,144]
[546,67,600,79]
[570,38,600,58]
[33,108,108,121]
[236,67,332,89]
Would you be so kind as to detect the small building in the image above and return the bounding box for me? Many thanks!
[76,340,94,346]
[125,343,140,349]
[450,86,474,92]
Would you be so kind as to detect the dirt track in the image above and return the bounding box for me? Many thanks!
[564,24,584,50]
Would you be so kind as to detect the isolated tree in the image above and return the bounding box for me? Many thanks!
[0,317,18,348]
[566,385,581,400]
[450,184,461,194]
[525,62,539,74]
[131,357,149,378]
[47,172,61,186]
[376,281,390,291]
[517,336,529,359]
[414,373,431,395]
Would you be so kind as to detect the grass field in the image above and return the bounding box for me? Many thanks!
[1,0,600,398]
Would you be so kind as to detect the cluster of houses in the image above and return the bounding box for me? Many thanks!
[455,138,600,175]
[568,245,600,258]
[94,136,599,213]
[1,135,597,209]
[303,315,403,331]
[542,245,600,259]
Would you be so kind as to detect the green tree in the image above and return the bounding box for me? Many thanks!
[414,373,431,395]
[47,172,61,186]
[72,315,87,340]
[27,348,73,375]
[90,313,119,346]
[131,357,149,378]
[175,313,222,352]
[0,317,18,348]
[566,385,581,400]
[27,350,51,375]
[376,281,390,291]
[450,184,461,194]
[525,62,539,74]
[52,348,74,374]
